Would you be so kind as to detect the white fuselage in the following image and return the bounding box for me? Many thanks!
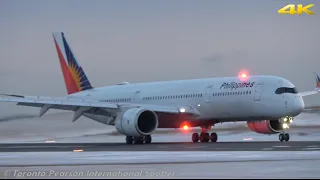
[69,75,305,128]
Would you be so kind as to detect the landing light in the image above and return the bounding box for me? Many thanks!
[282,123,289,129]
[179,108,186,113]
[289,117,293,123]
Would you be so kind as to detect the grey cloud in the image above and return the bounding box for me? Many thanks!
[0,0,319,116]
[202,53,225,63]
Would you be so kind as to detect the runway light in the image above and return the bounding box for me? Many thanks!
[243,138,253,141]
[73,149,83,152]
[45,140,55,143]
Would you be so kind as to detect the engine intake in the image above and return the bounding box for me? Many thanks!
[115,107,158,137]
[247,120,282,134]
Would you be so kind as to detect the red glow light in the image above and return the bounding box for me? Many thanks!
[238,70,249,81]
[183,125,189,130]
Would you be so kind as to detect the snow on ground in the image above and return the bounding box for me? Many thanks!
[0,111,319,143]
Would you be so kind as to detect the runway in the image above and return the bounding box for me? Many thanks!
[0,141,320,152]
[1,113,320,178]
[1,150,320,178]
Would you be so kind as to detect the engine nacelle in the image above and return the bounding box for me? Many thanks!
[115,107,158,137]
[247,120,283,134]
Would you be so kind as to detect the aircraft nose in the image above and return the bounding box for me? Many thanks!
[293,96,305,115]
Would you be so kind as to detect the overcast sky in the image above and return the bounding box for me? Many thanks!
[0,0,319,116]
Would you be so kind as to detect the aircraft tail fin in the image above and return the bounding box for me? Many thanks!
[52,32,93,95]
[314,72,320,91]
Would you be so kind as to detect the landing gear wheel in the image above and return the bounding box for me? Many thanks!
[192,133,199,143]
[133,137,144,144]
[200,133,209,142]
[279,134,284,142]
[126,136,133,144]
[145,135,152,144]
[210,133,218,142]
[284,133,290,141]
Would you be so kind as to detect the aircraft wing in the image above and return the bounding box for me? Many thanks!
[299,90,320,97]
[298,73,320,97]
[0,94,118,109]
[0,94,199,120]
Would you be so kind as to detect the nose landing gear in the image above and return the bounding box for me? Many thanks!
[279,133,290,142]
[279,116,293,142]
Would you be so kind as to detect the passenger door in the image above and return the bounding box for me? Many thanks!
[132,90,141,103]
[204,85,213,103]
[254,83,263,101]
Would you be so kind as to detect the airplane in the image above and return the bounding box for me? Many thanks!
[0,32,319,144]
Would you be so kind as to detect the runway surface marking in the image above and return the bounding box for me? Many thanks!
[0,141,319,152]
[302,148,320,150]
[1,151,320,167]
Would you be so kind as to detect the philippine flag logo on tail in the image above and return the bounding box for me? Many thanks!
[52,32,93,95]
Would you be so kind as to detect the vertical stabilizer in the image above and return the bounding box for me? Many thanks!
[52,32,93,95]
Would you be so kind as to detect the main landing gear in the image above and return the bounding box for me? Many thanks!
[192,126,218,143]
[125,135,152,144]
[279,133,290,142]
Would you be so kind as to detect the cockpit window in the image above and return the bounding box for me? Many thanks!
[275,87,298,94]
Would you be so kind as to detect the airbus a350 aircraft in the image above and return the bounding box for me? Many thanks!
[1,32,319,144]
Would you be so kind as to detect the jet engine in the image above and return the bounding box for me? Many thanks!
[115,107,158,137]
[247,120,283,134]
